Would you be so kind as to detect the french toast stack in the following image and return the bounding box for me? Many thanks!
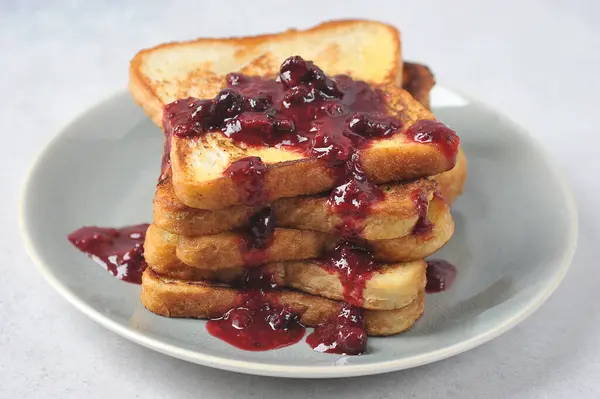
[130,21,466,354]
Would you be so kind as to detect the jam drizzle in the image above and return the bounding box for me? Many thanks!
[425,260,458,293]
[206,268,305,351]
[405,120,459,163]
[306,303,367,355]
[411,189,433,235]
[67,224,150,284]
[320,242,376,307]
[238,207,276,266]
[224,156,268,206]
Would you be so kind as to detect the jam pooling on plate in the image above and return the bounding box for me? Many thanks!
[425,259,458,293]
[67,224,150,284]
[306,303,367,355]
[206,268,306,351]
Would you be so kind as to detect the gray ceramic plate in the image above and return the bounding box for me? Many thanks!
[19,86,578,378]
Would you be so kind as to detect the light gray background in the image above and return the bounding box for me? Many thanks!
[2,0,598,398]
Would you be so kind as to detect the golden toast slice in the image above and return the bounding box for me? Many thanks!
[130,21,459,210]
[141,268,424,336]
[144,194,454,271]
[402,62,435,110]
[149,259,425,311]
[167,82,456,210]
[130,20,402,128]
[153,176,437,239]
[435,148,467,204]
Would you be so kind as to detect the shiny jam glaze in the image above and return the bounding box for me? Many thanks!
[224,156,268,206]
[425,259,458,293]
[238,207,276,266]
[320,242,376,307]
[67,224,150,284]
[411,189,433,235]
[306,303,367,355]
[206,268,305,351]
[405,119,460,162]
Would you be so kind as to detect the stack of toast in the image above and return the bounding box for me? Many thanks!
[129,20,466,354]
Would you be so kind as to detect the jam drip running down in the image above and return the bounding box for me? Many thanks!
[238,206,276,266]
[67,224,150,284]
[411,189,433,235]
[425,260,458,293]
[320,242,376,307]
[306,303,367,355]
[206,268,306,351]
[224,156,268,206]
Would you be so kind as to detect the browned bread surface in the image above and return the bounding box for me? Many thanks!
[129,20,458,210]
[434,148,467,204]
[154,176,437,239]
[169,83,455,210]
[130,20,402,127]
[402,62,435,110]
[144,195,454,272]
[141,268,424,336]
[150,259,426,311]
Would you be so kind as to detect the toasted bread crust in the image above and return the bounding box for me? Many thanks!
[154,176,437,239]
[434,148,467,204]
[145,196,453,273]
[170,84,456,210]
[149,259,426,311]
[129,20,401,126]
[402,62,436,110]
[141,268,424,336]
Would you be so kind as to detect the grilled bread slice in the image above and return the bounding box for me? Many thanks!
[153,176,436,239]
[141,268,424,336]
[130,21,458,210]
[130,20,402,128]
[148,259,425,311]
[144,194,454,271]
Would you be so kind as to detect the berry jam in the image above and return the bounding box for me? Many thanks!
[306,303,367,355]
[411,189,433,236]
[238,207,276,266]
[67,224,150,284]
[320,242,376,307]
[405,120,460,162]
[425,260,458,293]
[206,268,305,351]
[224,156,268,206]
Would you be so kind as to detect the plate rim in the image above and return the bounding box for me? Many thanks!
[18,86,579,378]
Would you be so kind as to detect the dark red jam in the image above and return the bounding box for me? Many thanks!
[238,207,276,266]
[224,156,268,206]
[411,189,433,235]
[306,303,367,355]
[425,260,458,293]
[206,268,305,351]
[320,242,376,307]
[405,120,460,163]
[67,224,150,284]
[327,153,385,239]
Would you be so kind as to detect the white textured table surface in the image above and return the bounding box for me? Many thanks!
[3,1,599,397]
